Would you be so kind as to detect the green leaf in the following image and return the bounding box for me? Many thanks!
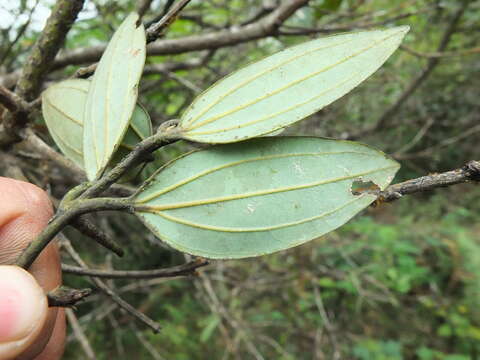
[134,137,400,259]
[200,315,221,343]
[41,79,152,169]
[83,12,146,180]
[178,26,409,144]
[108,103,153,181]
[41,79,86,166]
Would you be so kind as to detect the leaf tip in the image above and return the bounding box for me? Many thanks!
[391,25,410,39]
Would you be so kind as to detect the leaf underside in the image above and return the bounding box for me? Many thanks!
[178,26,409,144]
[83,12,146,180]
[134,137,400,259]
[42,79,151,168]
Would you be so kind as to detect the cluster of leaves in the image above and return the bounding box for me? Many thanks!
[23,0,477,358]
[42,13,408,259]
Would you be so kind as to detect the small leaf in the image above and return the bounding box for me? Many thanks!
[178,26,409,144]
[108,103,153,181]
[41,79,152,168]
[83,12,146,180]
[134,137,400,259]
[41,79,86,165]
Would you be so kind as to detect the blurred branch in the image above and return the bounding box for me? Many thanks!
[130,323,165,360]
[0,85,30,113]
[73,0,194,79]
[145,0,176,28]
[136,0,155,18]
[394,117,435,156]
[47,286,92,307]
[378,160,480,202]
[63,238,162,333]
[240,0,277,26]
[16,125,180,269]
[71,216,124,257]
[18,129,135,197]
[352,2,469,138]
[20,128,86,181]
[397,123,480,160]
[66,308,97,360]
[146,0,193,42]
[16,196,134,269]
[52,0,309,68]
[62,259,209,279]
[400,44,480,58]
[0,0,84,147]
[15,0,84,98]
[0,0,40,66]
[279,8,425,35]
[142,53,210,76]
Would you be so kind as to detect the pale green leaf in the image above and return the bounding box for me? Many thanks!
[134,137,400,259]
[41,79,86,165]
[178,26,409,143]
[83,12,146,180]
[41,79,151,168]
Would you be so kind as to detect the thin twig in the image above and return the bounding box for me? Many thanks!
[0,85,30,113]
[145,0,175,28]
[146,0,193,42]
[47,286,93,307]
[352,2,469,138]
[66,308,97,360]
[63,238,162,333]
[400,44,480,58]
[62,259,208,279]
[136,0,155,18]
[51,0,309,68]
[378,160,480,202]
[397,123,480,160]
[74,0,194,78]
[0,0,85,147]
[394,117,435,155]
[16,197,134,269]
[16,121,179,269]
[15,0,84,97]
[278,7,429,35]
[130,323,165,360]
[78,123,180,199]
[71,216,124,257]
[0,0,40,66]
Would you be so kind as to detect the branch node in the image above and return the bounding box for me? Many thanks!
[464,160,480,181]
[47,286,93,307]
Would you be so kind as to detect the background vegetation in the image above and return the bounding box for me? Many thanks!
[1,0,479,359]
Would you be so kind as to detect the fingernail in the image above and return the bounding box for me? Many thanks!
[0,266,47,342]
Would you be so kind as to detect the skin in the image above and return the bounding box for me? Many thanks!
[0,177,65,360]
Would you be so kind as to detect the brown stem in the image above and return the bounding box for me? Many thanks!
[378,160,480,202]
[47,286,92,307]
[62,259,209,279]
[63,239,161,333]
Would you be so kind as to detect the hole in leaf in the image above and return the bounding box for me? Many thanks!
[351,179,380,196]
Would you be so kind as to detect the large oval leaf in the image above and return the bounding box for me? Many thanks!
[83,12,146,180]
[134,137,400,259]
[41,79,152,169]
[178,26,409,144]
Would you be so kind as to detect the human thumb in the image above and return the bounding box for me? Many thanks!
[0,265,48,360]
